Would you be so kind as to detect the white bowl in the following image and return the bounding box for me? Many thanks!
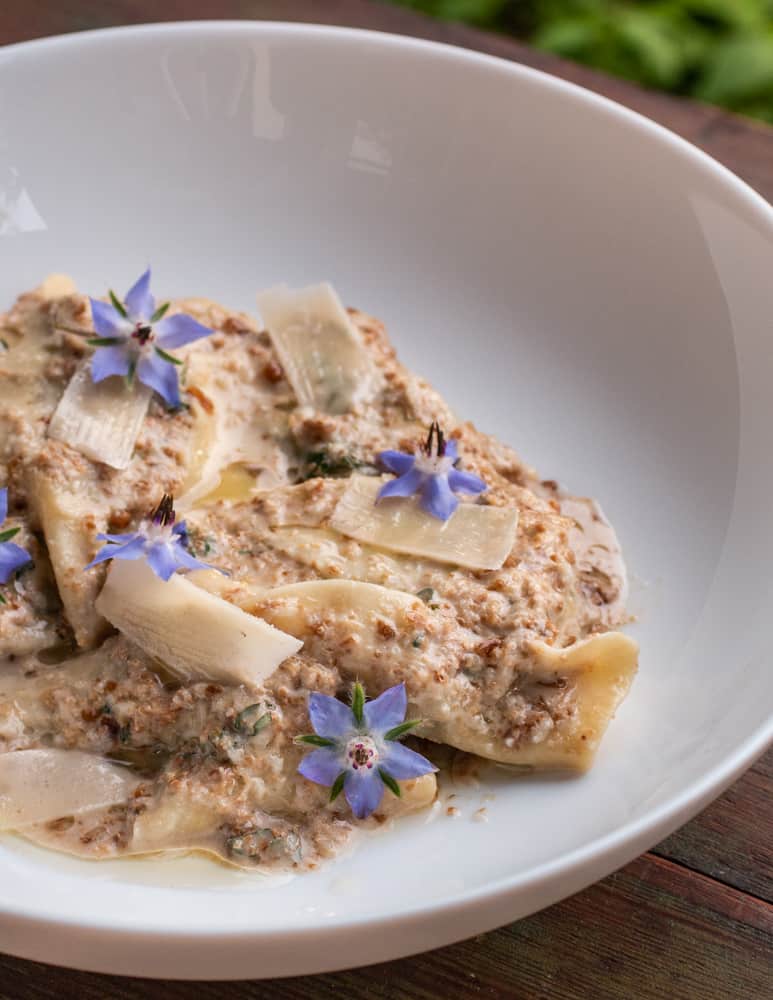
[1,21,772,980]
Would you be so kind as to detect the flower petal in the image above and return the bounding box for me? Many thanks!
[298,748,343,787]
[0,542,31,584]
[421,474,458,521]
[124,268,155,321]
[363,683,407,734]
[145,541,181,582]
[377,467,425,501]
[84,536,146,571]
[136,354,181,408]
[378,450,415,476]
[308,692,354,740]
[344,770,385,819]
[443,438,458,461]
[155,313,212,350]
[91,345,131,383]
[89,298,130,339]
[0,488,7,525]
[447,468,487,495]
[94,532,140,545]
[172,544,220,575]
[381,741,436,781]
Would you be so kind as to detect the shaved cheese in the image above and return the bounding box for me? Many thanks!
[0,749,138,830]
[48,362,152,470]
[256,283,377,413]
[95,559,303,685]
[329,476,518,570]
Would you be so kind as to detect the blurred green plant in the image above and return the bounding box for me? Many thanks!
[392,0,773,123]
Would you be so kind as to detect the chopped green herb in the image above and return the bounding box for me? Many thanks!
[299,449,379,482]
[233,704,270,737]
[87,337,121,347]
[0,527,21,544]
[412,632,425,649]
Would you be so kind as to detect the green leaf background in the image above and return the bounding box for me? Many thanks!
[391,0,773,123]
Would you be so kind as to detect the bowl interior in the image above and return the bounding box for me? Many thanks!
[1,21,772,973]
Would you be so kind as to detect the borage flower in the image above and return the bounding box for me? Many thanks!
[377,422,487,521]
[89,268,212,408]
[296,682,436,819]
[85,494,220,582]
[0,488,31,602]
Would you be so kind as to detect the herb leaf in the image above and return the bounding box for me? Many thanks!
[379,768,401,798]
[329,771,346,803]
[383,719,422,742]
[109,290,128,318]
[0,527,20,544]
[126,358,137,388]
[233,705,270,737]
[351,682,365,725]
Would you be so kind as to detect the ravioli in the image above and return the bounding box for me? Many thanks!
[0,275,637,872]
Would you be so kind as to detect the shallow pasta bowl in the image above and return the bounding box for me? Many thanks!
[1,20,772,980]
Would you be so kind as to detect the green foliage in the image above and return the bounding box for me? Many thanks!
[391,0,773,123]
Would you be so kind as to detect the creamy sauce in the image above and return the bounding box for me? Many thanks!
[0,279,636,873]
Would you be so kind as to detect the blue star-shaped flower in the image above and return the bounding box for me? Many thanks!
[85,494,220,582]
[89,268,212,408]
[0,488,31,594]
[377,423,487,521]
[296,682,436,819]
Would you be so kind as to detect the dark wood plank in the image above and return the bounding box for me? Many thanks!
[655,749,772,902]
[3,0,773,203]
[0,853,769,999]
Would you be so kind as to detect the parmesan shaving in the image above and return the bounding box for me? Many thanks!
[329,476,518,570]
[256,283,377,413]
[96,559,303,685]
[0,749,138,830]
[48,362,152,470]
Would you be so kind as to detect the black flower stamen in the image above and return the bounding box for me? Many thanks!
[424,421,446,459]
[132,323,154,346]
[151,494,176,527]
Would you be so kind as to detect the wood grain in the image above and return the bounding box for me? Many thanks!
[0,0,771,994]
[0,851,769,999]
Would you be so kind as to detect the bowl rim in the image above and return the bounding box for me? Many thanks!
[1,16,772,964]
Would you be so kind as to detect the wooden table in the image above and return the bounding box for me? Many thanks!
[1,2,771,996]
